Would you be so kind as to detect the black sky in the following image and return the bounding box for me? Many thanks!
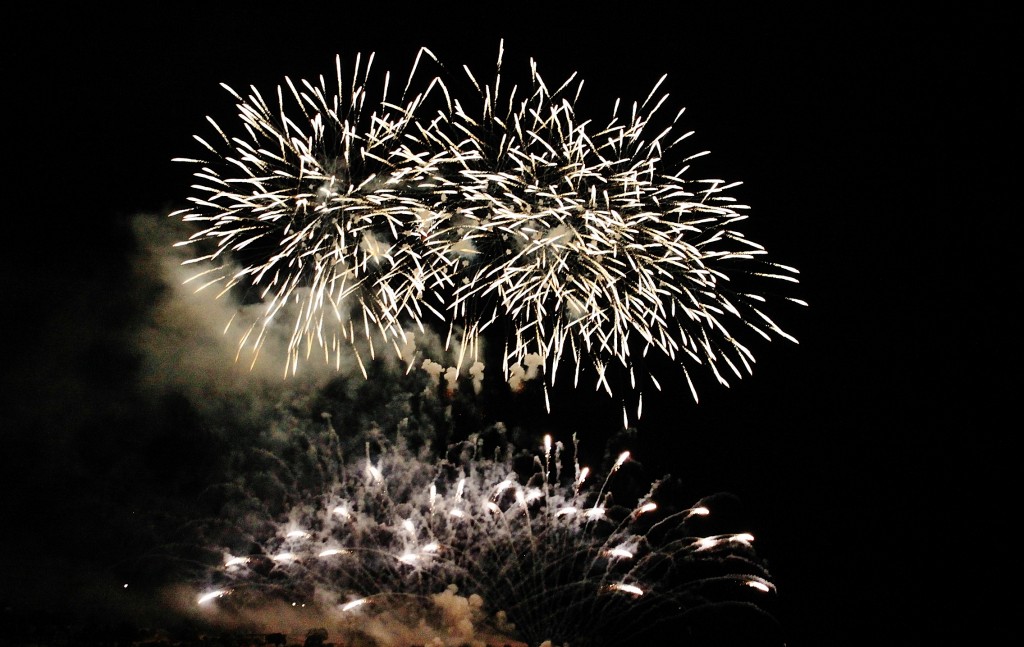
[2,4,1013,646]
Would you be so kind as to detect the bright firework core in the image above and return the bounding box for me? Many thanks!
[171,42,803,420]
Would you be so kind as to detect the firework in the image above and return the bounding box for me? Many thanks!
[193,428,777,646]
[171,42,803,415]
[170,49,455,378]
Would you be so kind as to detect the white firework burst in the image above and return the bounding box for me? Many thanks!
[430,45,803,408]
[172,42,803,413]
[195,431,777,646]
[170,49,455,377]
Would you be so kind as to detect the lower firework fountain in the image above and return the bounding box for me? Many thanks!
[192,421,778,646]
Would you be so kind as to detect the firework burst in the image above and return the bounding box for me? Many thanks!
[193,427,777,646]
[170,49,455,377]
[172,42,803,415]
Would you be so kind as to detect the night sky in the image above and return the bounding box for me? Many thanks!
[2,5,1011,646]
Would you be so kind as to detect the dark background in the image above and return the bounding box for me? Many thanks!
[2,4,1011,646]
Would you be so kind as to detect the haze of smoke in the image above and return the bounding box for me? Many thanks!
[128,213,542,426]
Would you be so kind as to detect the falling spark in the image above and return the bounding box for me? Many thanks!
[198,589,227,605]
[610,583,645,597]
